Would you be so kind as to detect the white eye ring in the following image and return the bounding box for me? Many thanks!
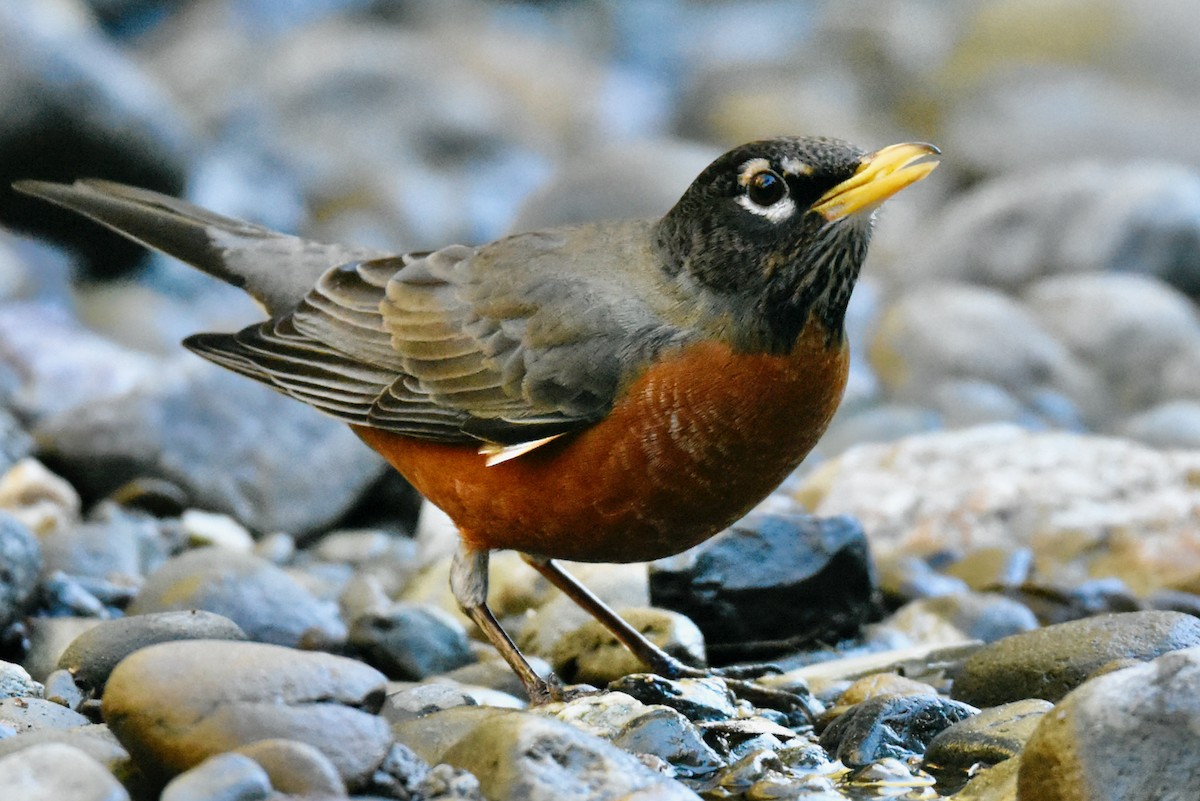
[737,192,797,223]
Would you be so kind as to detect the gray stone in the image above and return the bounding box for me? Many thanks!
[943,547,1034,591]
[819,694,978,768]
[814,403,943,459]
[37,358,385,536]
[23,616,103,682]
[43,668,85,711]
[0,725,130,770]
[349,602,475,681]
[0,510,40,628]
[0,742,130,801]
[892,593,1040,644]
[39,516,150,584]
[0,659,42,699]
[393,705,701,800]
[0,405,32,475]
[161,752,271,801]
[1120,400,1200,449]
[102,640,390,785]
[57,610,248,694]
[234,738,346,797]
[129,547,346,649]
[381,683,479,726]
[955,754,1019,801]
[952,611,1200,707]
[549,607,706,687]
[0,696,90,733]
[1019,645,1200,801]
[923,699,1052,783]
[877,555,970,604]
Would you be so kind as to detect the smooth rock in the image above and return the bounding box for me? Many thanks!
[102,640,390,784]
[819,694,977,768]
[943,547,1034,591]
[797,425,1200,594]
[1019,645,1200,801]
[37,359,385,536]
[0,406,32,475]
[1120,400,1200,450]
[349,602,475,681]
[951,611,1200,707]
[129,547,346,649]
[0,696,90,732]
[0,741,130,801]
[650,513,877,658]
[23,616,103,682]
[955,754,1020,801]
[393,705,701,800]
[923,699,1052,784]
[38,516,151,583]
[0,510,40,628]
[179,509,255,552]
[235,738,347,797]
[380,683,479,726]
[43,668,85,711]
[160,752,271,801]
[889,593,1040,645]
[0,724,129,769]
[549,607,706,686]
[877,554,971,604]
[57,610,248,694]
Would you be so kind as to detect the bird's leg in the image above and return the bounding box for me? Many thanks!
[450,544,561,705]
[521,554,819,720]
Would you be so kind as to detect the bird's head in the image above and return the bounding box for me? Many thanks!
[655,136,939,353]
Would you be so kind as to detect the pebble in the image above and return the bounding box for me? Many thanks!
[348,602,475,681]
[0,510,41,629]
[43,668,86,711]
[1019,645,1200,801]
[23,616,103,682]
[942,547,1034,591]
[877,555,971,604]
[380,683,480,726]
[0,406,33,475]
[607,674,737,723]
[57,610,248,694]
[0,741,131,801]
[649,513,877,659]
[951,610,1200,707]
[38,517,149,584]
[922,698,1051,786]
[819,694,977,768]
[393,705,702,800]
[0,696,90,733]
[102,640,391,785]
[954,754,1020,801]
[0,725,130,770]
[129,547,346,649]
[160,752,271,801]
[549,606,706,686]
[1120,400,1200,450]
[36,359,385,537]
[0,660,42,699]
[888,593,1040,645]
[0,456,81,535]
[179,509,255,552]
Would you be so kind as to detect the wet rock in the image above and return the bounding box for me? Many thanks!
[394,705,701,800]
[37,359,386,536]
[951,611,1200,707]
[553,691,724,779]
[348,602,475,680]
[607,674,737,723]
[0,741,130,801]
[819,694,977,768]
[160,752,271,801]
[650,513,877,659]
[129,547,346,649]
[57,610,247,694]
[955,754,1020,801]
[102,640,390,785]
[0,510,40,628]
[550,607,705,686]
[1019,645,1200,801]
[234,738,346,798]
[923,699,1052,785]
[0,696,90,732]
[796,425,1200,594]
[823,673,940,724]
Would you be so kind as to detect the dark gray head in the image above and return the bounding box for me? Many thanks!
[654,136,938,353]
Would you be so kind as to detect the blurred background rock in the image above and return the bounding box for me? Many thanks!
[2,0,1199,530]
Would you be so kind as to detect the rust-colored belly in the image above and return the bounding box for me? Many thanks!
[353,328,848,563]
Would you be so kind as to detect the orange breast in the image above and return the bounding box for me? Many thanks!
[353,326,849,563]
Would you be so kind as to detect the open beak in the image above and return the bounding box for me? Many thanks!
[811,142,941,222]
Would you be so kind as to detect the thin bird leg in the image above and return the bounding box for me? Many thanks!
[521,553,820,721]
[450,544,561,705]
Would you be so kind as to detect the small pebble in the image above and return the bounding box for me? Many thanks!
[349,602,475,680]
[234,738,346,797]
[0,741,130,801]
[820,694,977,768]
[160,752,271,801]
[180,509,255,552]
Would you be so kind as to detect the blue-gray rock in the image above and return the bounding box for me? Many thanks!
[129,547,345,649]
[23,617,103,682]
[38,516,153,584]
[0,659,42,699]
[896,593,1040,644]
[951,611,1200,707]
[650,513,878,659]
[1019,645,1200,801]
[0,741,130,801]
[0,406,33,474]
[923,698,1052,787]
[0,510,40,629]
[36,359,386,536]
[1120,400,1200,449]
[819,694,978,768]
[102,640,390,785]
[877,555,971,605]
[42,668,86,711]
[393,705,701,801]
[57,610,248,694]
[161,752,271,801]
[348,603,475,680]
[0,696,90,733]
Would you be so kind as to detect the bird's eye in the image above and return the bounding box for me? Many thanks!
[747,170,786,206]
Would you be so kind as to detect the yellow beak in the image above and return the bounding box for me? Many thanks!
[811,142,941,222]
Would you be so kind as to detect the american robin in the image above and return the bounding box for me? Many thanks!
[15,136,938,703]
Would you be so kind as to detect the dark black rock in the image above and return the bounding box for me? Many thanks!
[818,694,978,768]
[348,603,475,681]
[607,674,737,723]
[649,513,878,661]
[57,610,248,695]
[951,611,1200,707]
[0,511,41,630]
[922,698,1052,788]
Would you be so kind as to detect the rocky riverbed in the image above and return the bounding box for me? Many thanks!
[3,1,1200,800]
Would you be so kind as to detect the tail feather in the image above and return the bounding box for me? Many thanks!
[13,179,386,315]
